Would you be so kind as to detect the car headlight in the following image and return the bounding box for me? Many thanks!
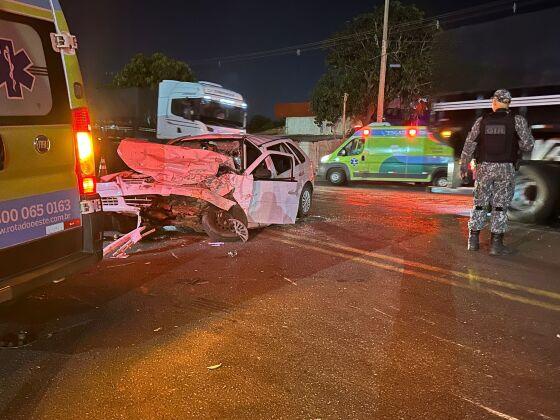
[320,155,330,163]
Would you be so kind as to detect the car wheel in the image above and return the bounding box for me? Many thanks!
[431,172,449,188]
[297,184,313,218]
[327,168,347,186]
[201,206,249,242]
[508,165,559,224]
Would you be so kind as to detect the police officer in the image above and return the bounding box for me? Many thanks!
[460,89,535,255]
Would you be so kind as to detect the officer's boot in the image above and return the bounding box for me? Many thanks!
[489,233,513,256]
[467,230,480,251]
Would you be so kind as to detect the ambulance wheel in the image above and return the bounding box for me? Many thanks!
[431,171,449,188]
[297,184,313,218]
[509,165,559,224]
[327,168,347,186]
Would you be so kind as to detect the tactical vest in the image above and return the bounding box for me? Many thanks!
[476,110,519,163]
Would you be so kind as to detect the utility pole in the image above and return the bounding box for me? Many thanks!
[342,92,348,138]
[376,0,390,123]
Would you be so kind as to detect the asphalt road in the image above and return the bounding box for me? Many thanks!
[1,183,559,420]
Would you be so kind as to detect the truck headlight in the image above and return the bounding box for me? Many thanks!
[320,155,330,164]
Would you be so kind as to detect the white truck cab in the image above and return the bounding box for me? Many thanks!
[157,80,247,139]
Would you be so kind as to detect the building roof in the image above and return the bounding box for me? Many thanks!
[275,102,314,118]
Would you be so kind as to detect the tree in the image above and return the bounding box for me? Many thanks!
[311,2,437,126]
[247,115,285,134]
[112,53,196,88]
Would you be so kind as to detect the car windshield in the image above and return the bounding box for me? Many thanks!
[171,98,246,129]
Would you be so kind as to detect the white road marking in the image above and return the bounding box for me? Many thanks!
[430,335,480,353]
[370,307,394,319]
[457,395,520,420]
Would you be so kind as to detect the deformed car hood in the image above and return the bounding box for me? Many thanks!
[117,138,233,185]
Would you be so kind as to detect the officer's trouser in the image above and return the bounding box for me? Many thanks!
[468,163,515,234]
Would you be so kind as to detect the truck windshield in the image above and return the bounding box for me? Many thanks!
[171,98,246,129]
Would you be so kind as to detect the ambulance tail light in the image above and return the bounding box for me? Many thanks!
[72,107,96,195]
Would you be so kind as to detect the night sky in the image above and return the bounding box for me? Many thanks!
[60,0,507,117]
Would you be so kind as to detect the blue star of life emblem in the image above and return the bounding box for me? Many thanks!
[350,158,359,167]
[0,38,35,99]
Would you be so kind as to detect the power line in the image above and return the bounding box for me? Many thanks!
[189,0,551,66]
[189,7,457,65]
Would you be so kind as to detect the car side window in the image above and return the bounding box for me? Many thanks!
[286,143,306,163]
[267,143,290,154]
[245,142,262,169]
[270,154,293,178]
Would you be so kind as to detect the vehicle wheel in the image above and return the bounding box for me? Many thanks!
[431,172,449,188]
[327,168,347,186]
[201,206,249,242]
[509,165,559,224]
[297,184,313,218]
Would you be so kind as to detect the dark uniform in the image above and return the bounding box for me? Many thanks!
[460,89,534,254]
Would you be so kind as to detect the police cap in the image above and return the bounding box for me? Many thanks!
[493,89,512,104]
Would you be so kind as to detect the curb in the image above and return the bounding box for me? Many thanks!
[429,186,474,196]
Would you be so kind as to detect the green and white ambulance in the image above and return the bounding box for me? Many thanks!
[0,0,103,302]
[318,125,454,187]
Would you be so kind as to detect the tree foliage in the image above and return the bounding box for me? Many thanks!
[113,53,196,88]
[311,1,437,126]
[247,115,285,134]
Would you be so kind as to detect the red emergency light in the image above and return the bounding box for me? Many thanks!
[362,128,371,137]
[406,128,418,138]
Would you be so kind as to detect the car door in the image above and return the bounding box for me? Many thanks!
[245,151,299,225]
[0,6,84,280]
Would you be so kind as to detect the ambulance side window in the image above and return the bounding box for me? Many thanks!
[341,138,364,156]
[0,13,70,126]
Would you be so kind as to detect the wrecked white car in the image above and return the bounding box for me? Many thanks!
[98,134,314,242]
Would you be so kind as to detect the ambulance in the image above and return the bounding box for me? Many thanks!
[318,125,453,187]
[0,0,103,302]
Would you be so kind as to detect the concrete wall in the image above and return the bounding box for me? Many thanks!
[297,139,345,172]
[285,116,348,136]
[286,117,330,135]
